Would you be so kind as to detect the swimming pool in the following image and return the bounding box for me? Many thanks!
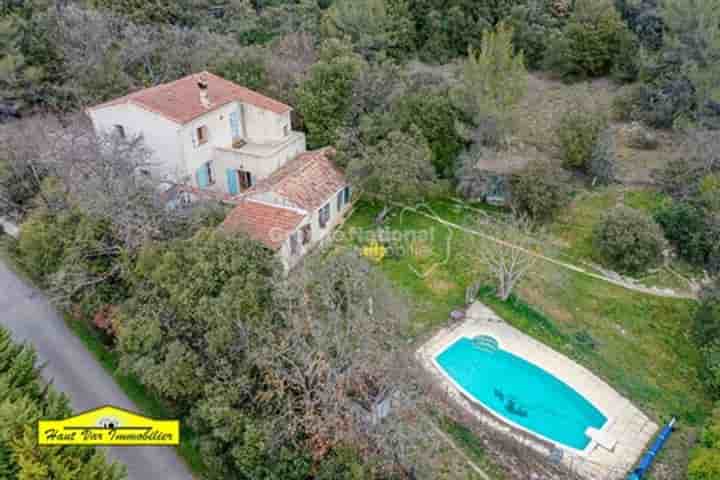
[435,336,607,451]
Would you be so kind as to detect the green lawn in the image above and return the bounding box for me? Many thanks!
[551,186,699,292]
[343,197,713,476]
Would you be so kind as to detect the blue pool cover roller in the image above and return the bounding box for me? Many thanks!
[627,418,676,480]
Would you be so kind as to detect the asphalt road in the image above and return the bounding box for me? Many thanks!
[0,259,194,480]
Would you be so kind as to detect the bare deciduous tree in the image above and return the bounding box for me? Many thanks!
[473,216,540,301]
[267,32,319,94]
[0,115,66,217]
[261,251,443,477]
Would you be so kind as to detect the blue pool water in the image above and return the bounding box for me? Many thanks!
[436,336,607,450]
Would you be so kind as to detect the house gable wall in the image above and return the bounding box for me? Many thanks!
[88,102,184,181]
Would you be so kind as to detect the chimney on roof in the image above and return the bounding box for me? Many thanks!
[198,73,211,109]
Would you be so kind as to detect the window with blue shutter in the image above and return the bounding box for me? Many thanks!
[229,111,240,139]
[226,169,239,195]
[196,164,209,188]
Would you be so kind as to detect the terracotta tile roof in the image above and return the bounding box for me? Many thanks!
[244,147,346,212]
[87,71,291,124]
[220,199,305,250]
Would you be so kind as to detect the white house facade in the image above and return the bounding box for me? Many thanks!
[87,71,306,196]
[88,72,349,270]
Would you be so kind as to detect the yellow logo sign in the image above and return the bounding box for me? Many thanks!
[38,405,180,446]
[362,241,386,263]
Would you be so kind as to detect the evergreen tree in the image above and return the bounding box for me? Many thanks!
[453,22,527,144]
[0,326,126,480]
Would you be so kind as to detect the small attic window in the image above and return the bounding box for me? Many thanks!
[114,125,125,138]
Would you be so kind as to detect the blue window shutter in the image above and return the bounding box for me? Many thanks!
[226,169,239,195]
[197,165,209,188]
[191,129,198,148]
[229,111,240,138]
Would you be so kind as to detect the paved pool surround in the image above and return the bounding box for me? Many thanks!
[418,302,658,480]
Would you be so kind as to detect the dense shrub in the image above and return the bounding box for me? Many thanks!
[695,283,720,353]
[588,128,617,185]
[557,109,607,171]
[392,90,465,177]
[615,0,664,50]
[543,0,637,81]
[508,163,569,221]
[611,85,643,121]
[296,42,364,148]
[16,210,80,280]
[655,201,713,266]
[636,77,697,129]
[592,206,666,274]
[508,0,563,70]
[688,406,720,480]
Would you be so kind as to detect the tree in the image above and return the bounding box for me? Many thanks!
[391,90,465,177]
[116,228,279,406]
[321,0,414,59]
[635,0,720,128]
[295,40,364,148]
[0,116,61,218]
[452,22,527,143]
[265,32,319,106]
[661,0,720,125]
[347,128,436,221]
[0,326,126,480]
[655,201,712,266]
[593,206,666,274]
[543,0,637,81]
[471,216,540,301]
[588,128,618,185]
[263,252,438,477]
[0,2,60,113]
[508,162,569,222]
[508,0,564,70]
[214,49,269,94]
[557,108,607,171]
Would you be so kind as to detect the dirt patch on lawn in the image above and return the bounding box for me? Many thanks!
[425,276,458,295]
[513,74,618,159]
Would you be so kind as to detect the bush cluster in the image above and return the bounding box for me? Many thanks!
[557,109,607,171]
[542,0,638,81]
[508,163,569,222]
[592,206,666,274]
[688,406,720,480]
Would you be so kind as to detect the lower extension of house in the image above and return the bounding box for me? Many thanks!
[221,147,351,270]
[86,71,350,269]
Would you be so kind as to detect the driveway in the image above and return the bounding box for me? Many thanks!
[0,259,194,480]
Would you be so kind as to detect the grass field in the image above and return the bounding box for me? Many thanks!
[342,196,712,479]
[550,186,699,292]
